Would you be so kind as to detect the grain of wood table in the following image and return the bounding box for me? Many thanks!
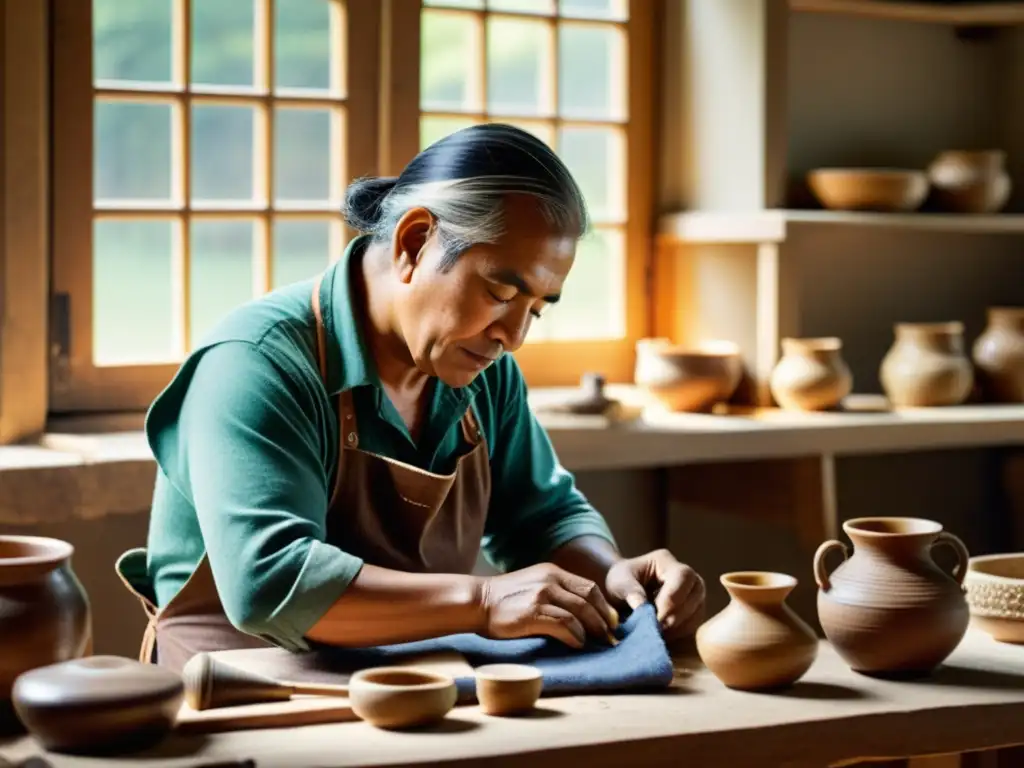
[3,630,1024,768]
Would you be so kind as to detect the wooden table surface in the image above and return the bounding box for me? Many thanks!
[4,630,1024,768]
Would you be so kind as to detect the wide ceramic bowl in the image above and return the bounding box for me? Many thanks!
[349,667,457,729]
[634,338,743,413]
[964,553,1024,643]
[807,168,929,212]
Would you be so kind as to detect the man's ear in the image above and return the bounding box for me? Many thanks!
[392,208,434,284]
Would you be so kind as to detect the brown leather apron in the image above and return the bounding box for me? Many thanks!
[116,273,492,674]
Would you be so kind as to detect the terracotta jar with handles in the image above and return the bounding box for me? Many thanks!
[769,337,853,411]
[814,517,969,677]
[0,536,92,729]
[972,307,1024,403]
[879,322,974,407]
[927,149,1011,214]
[695,572,818,691]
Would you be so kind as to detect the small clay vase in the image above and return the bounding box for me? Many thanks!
[634,337,743,413]
[815,517,970,677]
[696,572,818,691]
[879,322,974,407]
[972,307,1024,403]
[0,536,91,730]
[769,337,853,411]
[927,150,1011,214]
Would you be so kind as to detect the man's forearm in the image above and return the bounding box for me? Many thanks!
[304,564,485,647]
[550,535,623,591]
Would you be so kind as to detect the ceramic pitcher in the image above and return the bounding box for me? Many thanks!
[0,536,91,728]
[769,337,853,411]
[814,517,969,676]
[696,572,817,691]
[927,150,1011,214]
[879,322,974,407]
[972,307,1024,403]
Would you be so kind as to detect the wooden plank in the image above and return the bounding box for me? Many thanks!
[0,0,49,443]
[789,0,1024,26]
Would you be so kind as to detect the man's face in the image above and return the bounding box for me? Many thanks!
[394,199,577,388]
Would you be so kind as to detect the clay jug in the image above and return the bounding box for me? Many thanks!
[972,307,1024,403]
[927,150,1011,214]
[879,322,973,407]
[769,337,853,411]
[695,572,818,691]
[0,536,91,729]
[814,518,969,677]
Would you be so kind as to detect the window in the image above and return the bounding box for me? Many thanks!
[417,0,654,386]
[50,0,379,412]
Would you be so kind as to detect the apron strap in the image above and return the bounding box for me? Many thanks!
[459,400,483,445]
[114,549,160,664]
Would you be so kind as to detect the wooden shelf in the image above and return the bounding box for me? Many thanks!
[658,209,1024,244]
[789,0,1024,26]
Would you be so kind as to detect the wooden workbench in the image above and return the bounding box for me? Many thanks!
[3,629,1024,768]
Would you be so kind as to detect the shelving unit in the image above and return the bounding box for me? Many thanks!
[789,0,1024,27]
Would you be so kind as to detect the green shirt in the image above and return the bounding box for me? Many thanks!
[144,236,616,652]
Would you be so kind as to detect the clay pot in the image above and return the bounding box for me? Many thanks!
[474,664,543,716]
[348,667,457,729]
[0,536,91,729]
[634,337,743,413]
[695,572,818,691]
[814,517,970,677]
[807,168,928,212]
[769,337,853,411]
[927,150,1011,214]
[972,307,1024,403]
[879,322,974,407]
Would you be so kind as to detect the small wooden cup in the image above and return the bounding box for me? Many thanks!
[348,667,457,729]
[474,664,543,716]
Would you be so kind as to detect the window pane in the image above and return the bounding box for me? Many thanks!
[94,219,178,364]
[273,220,333,288]
[421,116,479,150]
[502,119,554,146]
[191,0,255,88]
[531,227,624,341]
[275,108,334,204]
[558,22,626,120]
[94,0,173,84]
[190,220,256,346]
[488,0,554,13]
[422,11,482,112]
[487,18,553,117]
[558,126,625,223]
[275,0,334,92]
[559,0,628,20]
[191,105,256,204]
[95,101,174,204]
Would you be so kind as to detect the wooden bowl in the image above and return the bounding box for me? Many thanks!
[11,656,183,754]
[348,667,457,729]
[807,168,929,212]
[965,554,1024,643]
[474,664,543,716]
[634,338,743,413]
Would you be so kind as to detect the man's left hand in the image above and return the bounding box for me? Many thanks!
[604,549,705,640]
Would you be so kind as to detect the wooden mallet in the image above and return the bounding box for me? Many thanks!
[182,652,350,711]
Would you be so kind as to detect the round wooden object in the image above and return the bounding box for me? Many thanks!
[474,664,543,716]
[12,656,184,754]
[348,667,457,729]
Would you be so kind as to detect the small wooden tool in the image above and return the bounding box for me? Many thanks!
[182,652,350,711]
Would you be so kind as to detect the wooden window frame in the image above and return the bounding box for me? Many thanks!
[388,0,657,388]
[49,0,381,413]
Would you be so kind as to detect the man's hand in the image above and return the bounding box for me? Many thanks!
[604,549,705,641]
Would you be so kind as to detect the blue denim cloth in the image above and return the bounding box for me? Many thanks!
[316,603,674,699]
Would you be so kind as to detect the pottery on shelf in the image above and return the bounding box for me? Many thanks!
[0,536,91,728]
[814,517,970,677]
[695,572,818,691]
[927,150,1011,214]
[972,307,1024,403]
[531,372,626,419]
[879,322,974,407]
[348,667,457,729]
[12,656,183,754]
[964,553,1024,644]
[769,337,853,411]
[807,168,929,212]
[634,337,743,413]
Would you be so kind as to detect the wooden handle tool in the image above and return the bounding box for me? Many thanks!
[182,652,349,711]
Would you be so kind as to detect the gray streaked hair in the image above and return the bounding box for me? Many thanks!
[342,124,589,270]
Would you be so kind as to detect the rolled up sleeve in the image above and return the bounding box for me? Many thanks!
[481,362,616,573]
[150,341,363,651]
